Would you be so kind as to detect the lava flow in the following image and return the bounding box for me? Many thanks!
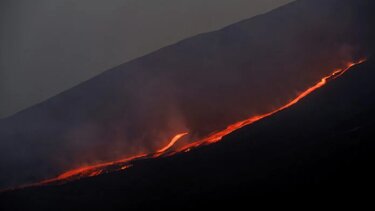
[156,132,189,154]
[33,58,366,187]
[37,132,189,186]
[176,59,367,152]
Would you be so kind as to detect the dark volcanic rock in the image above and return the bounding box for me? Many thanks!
[1,48,375,211]
[0,0,373,190]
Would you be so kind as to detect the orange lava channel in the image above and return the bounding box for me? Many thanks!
[177,59,367,151]
[36,132,189,185]
[156,132,189,153]
[35,59,366,187]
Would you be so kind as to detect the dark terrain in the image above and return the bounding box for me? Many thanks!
[1,0,375,209]
[1,55,374,211]
[0,0,372,189]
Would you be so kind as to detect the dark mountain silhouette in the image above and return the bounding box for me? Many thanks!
[0,0,373,190]
[1,48,374,211]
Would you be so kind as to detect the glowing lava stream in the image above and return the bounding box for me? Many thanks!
[36,133,189,185]
[156,132,189,154]
[36,59,366,187]
[177,59,367,151]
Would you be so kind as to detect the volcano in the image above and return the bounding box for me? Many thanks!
[0,0,375,208]
[0,0,372,190]
[1,49,374,211]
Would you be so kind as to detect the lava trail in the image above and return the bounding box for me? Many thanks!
[26,59,366,188]
[176,59,367,152]
[156,132,189,154]
[35,132,189,186]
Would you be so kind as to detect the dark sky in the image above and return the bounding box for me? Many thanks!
[0,0,294,117]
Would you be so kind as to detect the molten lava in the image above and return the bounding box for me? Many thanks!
[156,132,189,154]
[33,59,366,187]
[36,133,188,185]
[177,59,367,151]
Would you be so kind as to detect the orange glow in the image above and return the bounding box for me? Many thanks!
[175,59,366,152]
[29,58,366,188]
[156,132,189,154]
[36,133,189,185]
[38,155,142,185]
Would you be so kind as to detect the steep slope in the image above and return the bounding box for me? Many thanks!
[0,0,373,189]
[1,54,374,211]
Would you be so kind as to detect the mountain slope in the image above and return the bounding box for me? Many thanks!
[0,0,294,117]
[0,0,373,189]
[1,55,374,211]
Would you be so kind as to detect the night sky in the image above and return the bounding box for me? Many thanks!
[0,0,293,117]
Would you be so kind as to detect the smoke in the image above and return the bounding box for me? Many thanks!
[0,0,373,189]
